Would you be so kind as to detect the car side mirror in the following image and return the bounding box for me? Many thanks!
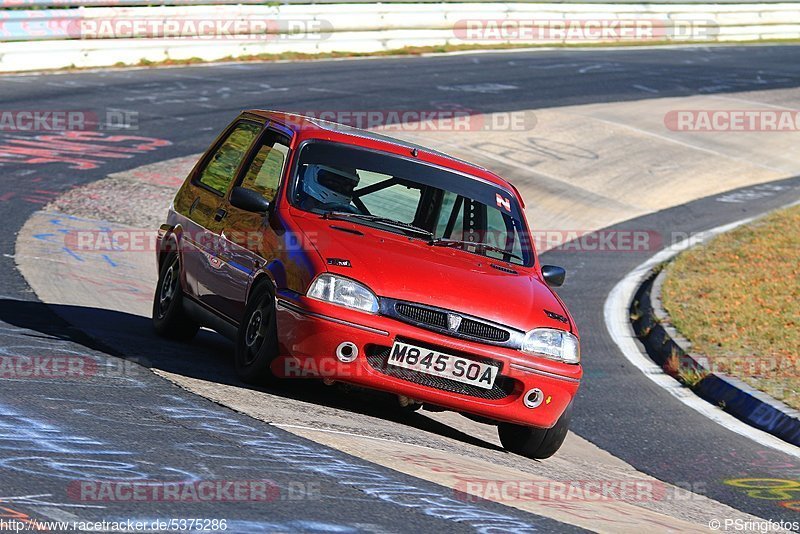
[230,186,269,215]
[541,265,566,287]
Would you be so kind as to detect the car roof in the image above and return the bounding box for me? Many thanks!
[244,109,525,205]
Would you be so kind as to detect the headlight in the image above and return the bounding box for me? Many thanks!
[307,274,379,313]
[521,328,580,364]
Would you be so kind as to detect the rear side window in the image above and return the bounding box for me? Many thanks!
[240,131,291,202]
[197,121,261,195]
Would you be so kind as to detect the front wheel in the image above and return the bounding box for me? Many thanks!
[235,282,280,385]
[498,402,573,459]
[152,251,199,341]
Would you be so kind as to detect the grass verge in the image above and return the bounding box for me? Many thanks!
[21,37,800,74]
[661,204,800,410]
[126,41,704,69]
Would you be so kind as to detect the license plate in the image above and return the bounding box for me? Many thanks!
[387,341,498,389]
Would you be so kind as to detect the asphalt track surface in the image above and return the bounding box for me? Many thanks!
[2,45,800,529]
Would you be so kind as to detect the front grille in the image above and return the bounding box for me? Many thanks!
[395,302,448,329]
[365,345,515,400]
[390,301,512,344]
[458,318,510,342]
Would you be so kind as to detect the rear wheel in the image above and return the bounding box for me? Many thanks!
[498,402,573,459]
[152,251,199,341]
[235,282,280,385]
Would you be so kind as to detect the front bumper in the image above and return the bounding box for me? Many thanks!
[274,292,582,428]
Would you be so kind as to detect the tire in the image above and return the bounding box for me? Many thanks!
[396,399,422,415]
[498,401,573,459]
[235,281,280,385]
[152,251,199,341]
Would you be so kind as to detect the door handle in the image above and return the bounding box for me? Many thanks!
[214,208,227,222]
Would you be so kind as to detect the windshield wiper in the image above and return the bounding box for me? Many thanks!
[322,211,434,239]
[430,238,524,262]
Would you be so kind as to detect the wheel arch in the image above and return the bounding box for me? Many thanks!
[157,223,184,270]
[247,264,280,306]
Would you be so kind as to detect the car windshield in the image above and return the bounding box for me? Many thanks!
[291,141,533,266]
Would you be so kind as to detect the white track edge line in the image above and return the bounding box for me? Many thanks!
[604,204,800,459]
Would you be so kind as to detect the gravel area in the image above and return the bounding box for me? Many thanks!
[46,155,197,228]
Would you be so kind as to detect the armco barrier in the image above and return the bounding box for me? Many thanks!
[0,3,799,71]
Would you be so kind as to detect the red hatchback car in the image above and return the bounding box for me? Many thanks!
[153,111,582,458]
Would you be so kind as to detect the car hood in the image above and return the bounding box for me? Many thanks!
[294,213,572,332]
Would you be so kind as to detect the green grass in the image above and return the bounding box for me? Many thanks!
[661,204,800,410]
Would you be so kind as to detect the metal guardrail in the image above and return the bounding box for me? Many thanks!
[1,2,799,71]
[3,2,800,42]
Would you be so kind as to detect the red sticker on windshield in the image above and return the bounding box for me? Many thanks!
[496,193,511,212]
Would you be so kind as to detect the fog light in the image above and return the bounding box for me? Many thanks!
[335,341,358,363]
[524,388,544,409]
